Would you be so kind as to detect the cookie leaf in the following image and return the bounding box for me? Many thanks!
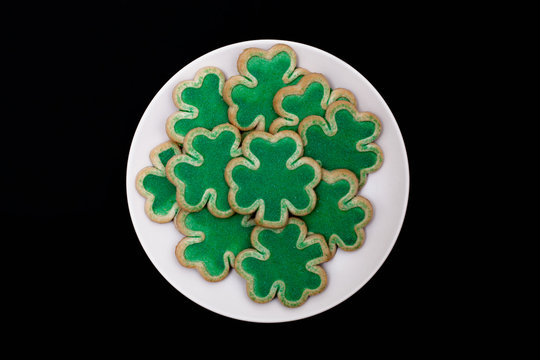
[223,44,308,132]
[235,218,330,307]
[135,141,181,223]
[175,208,255,282]
[166,67,229,144]
[166,124,242,218]
[302,169,372,256]
[225,131,321,228]
[299,100,383,186]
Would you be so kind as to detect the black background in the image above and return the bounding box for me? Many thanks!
[2,1,515,351]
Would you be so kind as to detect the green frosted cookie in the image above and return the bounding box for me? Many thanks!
[235,218,330,307]
[135,141,181,223]
[269,73,357,134]
[174,208,255,282]
[223,44,308,132]
[225,130,321,228]
[302,169,373,256]
[166,123,242,218]
[166,67,229,144]
[299,100,384,187]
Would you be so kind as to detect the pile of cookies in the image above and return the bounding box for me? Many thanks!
[136,44,383,308]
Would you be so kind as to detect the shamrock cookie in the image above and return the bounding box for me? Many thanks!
[135,141,181,223]
[166,67,229,143]
[174,208,255,282]
[299,100,383,187]
[166,123,242,218]
[269,73,357,133]
[223,44,308,132]
[225,130,321,228]
[235,218,330,307]
[302,169,372,256]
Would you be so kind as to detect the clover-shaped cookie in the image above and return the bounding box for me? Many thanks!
[223,44,308,132]
[225,130,321,228]
[135,141,181,223]
[269,73,357,133]
[166,67,229,143]
[299,100,383,186]
[302,169,372,257]
[235,218,330,307]
[166,124,242,218]
[174,208,255,282]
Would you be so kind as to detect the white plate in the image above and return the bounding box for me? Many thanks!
[126,39,409,322]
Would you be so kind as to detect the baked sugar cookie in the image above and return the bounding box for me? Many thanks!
[166,67,229,144]
[223,44,308,132]
[174,208,255,282]
[235,218,330,307]
[166,123,242,218]
[299,100,383,187]
[270,73,356,133]
[302,169,372,257]
[225,130,321,228]
[135,141,181,223]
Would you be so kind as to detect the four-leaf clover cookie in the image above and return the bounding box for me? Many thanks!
[166,123,242,218]
[225,131,321,228]
[166,67,229,144]
[302,169,373,257]
[223,44,308,132]
[135,141,181,223]
[299,100,384,187]
[235,218,331,307]
[135,43,385,308]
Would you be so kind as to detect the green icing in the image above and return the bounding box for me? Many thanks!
[142,174,177,216]
[231,52,303,131]
[228,134,319,226]
[174,73,229,138]
[157,147,177,168]
[172,127,240,215]
[179,208,254,280]
[302,178,365,250]
[303,108,380,176]
[235,219,328,307]
[136,142,181,222]
[283,82,326,119]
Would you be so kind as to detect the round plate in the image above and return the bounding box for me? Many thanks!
[126,39,409,322]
